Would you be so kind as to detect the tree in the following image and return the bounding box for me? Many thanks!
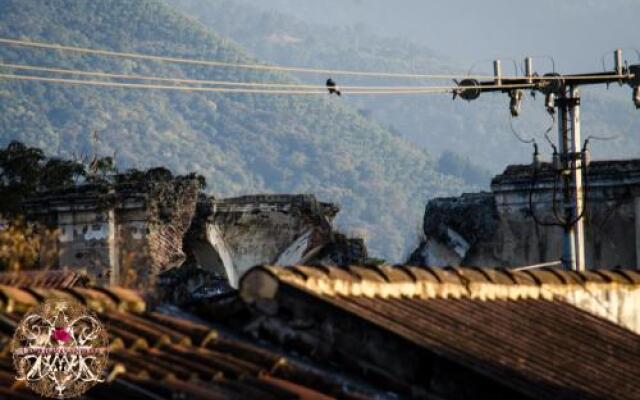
[40,159,86,191]
[0,216,41,271]
[0,141,87,215]
[0,141,45,215]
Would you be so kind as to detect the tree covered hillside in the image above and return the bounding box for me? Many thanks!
[0,0,469,261]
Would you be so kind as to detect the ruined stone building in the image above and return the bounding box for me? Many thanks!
[24,177,200,287]
[24,158,640,295]
[24,180,366,290]
[183,194,366,288]
[410,160,640,269]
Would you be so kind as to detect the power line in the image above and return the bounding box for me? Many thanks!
[0,73,458,94]
[0,37,516,81]
[0,71,558,95]
[0,38,630,83]
[508,114,536,144]
[0,62,462,90]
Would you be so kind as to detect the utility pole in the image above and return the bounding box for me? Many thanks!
[554,86,585,270]
[455,50,640,271]
[569,86,585,271]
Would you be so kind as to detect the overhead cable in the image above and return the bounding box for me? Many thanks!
[3,37,630,82]
[0,62,465,90]
[0,73,457,94]
[0,37,492,80]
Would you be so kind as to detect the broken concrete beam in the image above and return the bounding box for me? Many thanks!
[185,194,340,288]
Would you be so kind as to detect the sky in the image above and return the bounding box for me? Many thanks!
[242,0,640,74]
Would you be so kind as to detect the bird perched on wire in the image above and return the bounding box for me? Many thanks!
[326,78,341,96]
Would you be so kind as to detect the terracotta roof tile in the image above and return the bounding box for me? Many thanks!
[348,265,387,282]
[525,268,566,284]
[502,269,537,284]
[593,269,631,283]
[324,265,358,282]
[292,265,331,280]
[0,285,39,312]
[70,288,119,312]
[403,265,440,283]
[576,270,610,283]
[425,266,461,284]
[379,265,415,283]
[0,270,89,288]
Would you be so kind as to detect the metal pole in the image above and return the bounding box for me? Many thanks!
[557,92,576,270]
[570,86,586,271]
[494,60,502,86]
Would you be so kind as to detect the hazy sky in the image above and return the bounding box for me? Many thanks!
[243,0,640,74]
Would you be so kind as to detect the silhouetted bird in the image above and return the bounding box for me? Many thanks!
[326,78,341,96]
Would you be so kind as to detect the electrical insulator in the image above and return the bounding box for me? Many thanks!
[545,93,555,114]
[541,73,564,95]
[532,143,540,168]
[634,86,640,109]
[552,152,561,171]
[524,57,534,84]
[455,79,481,101]
[494,60,502,86]
[614,48,623,77]
[509,90,524,117]
[582,149,591,168]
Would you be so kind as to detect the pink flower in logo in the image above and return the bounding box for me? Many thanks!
[51,327,72,343]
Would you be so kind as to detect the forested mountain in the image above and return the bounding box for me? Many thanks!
[222,0,640,72]
[0,0,470,261]
[169,0,640,175]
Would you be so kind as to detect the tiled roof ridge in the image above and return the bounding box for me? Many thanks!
[255,265,640,301]
[0,284,145,313]
[0,269,90,288]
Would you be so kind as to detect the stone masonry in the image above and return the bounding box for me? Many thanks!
[24,177,200,288]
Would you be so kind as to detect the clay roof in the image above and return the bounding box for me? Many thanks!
[0,269,89,288]
[244,265,640,300]
[241,265,640,400]
[0,284,388,400]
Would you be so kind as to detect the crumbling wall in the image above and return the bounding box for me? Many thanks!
[162,194,369,301]
[187,195,340,288]
[143,179,200,280]
[410,160,640,269]
[28,185,367,294]
[409,193,499,266]
[57,209,115,278]
[24,177,200,288]
[25,185,124,281]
